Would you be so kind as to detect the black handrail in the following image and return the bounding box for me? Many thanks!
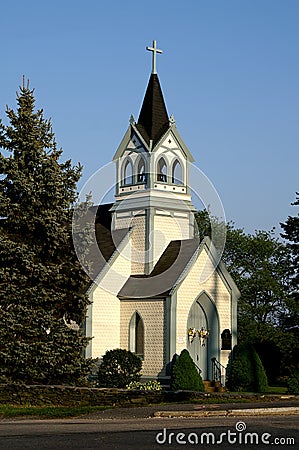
[194,363,202,375]
[211,357,226,386]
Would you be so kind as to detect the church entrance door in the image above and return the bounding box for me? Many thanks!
[187,301,208,379]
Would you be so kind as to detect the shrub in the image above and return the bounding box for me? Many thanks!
[97,349,142,388]
[226,343,268,392]
[126,380,162,391]
[252,346,268,392]
[170,349,204,391]
[226,344,254,391]
[287,370,299,394]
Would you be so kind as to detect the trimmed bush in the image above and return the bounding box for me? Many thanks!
[252,347,268,392]
[97,349,142,388]
[226,344,254,391]
[171,349,204,392]
[287,370,299,394]
[226,343,268,392]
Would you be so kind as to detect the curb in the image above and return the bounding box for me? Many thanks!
[154,407,299,418]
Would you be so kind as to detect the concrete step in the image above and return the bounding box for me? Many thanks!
[203,380,227,393]
[203,380,216,393]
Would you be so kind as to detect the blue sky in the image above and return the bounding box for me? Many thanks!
[1,0,298,235]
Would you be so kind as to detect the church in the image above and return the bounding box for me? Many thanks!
[84,41,239,385]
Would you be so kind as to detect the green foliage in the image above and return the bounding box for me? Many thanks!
[194,210,211,240]
[226,345,254,392]
[0,80,91,384]
[171,350,204,392]
[126,380,162,391]
[287,370,299,395]
[226,344,268,392]
[253,347,269,392]
[280,193,299,295]
[196,207,297,380]
[280,193,299,372]
[97,349,142,388]
[224,227,291,327]
[0,405,110,419]
[254,340,282,384]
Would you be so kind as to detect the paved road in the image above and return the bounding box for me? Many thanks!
[0,403,298,450]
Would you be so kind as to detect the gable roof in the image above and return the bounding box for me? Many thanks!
[153,125,195,162]
[118,236,240,300]
[136,73,170,146]
[118,238,200,299]
[87,204,129,281]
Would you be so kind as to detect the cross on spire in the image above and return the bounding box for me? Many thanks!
[146,40,163,75]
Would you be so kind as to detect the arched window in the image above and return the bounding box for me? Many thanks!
[137,157,146,183]
[129,312,144,358]
[123,159,133,185]
[221,329,232,350]
[157,157,167,182]
[172,159,183,184]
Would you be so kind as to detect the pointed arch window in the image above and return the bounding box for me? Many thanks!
[172,159,183,184]
[129,312,144,358]
[123,158,133,185]
[137,157,146,183]
[157,157,167,182]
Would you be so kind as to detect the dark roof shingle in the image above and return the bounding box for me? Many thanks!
[87,204,129,280]
[136,73,169,146]
[118,238,200,299]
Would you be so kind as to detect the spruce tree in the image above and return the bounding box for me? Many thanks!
[0,80,91,384]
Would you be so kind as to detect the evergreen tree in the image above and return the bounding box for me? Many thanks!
[171,349,204,391]
[280,193,299,328]
[0,80,91,384]
[226,343,268,392]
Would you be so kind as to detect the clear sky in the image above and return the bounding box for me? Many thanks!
[1,0,298,235]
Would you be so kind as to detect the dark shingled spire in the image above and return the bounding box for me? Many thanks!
[136,73,169,147]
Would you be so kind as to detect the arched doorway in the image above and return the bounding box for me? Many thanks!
[187,292,220,380]
[187,302,208,377]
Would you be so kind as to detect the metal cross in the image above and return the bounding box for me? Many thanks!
[146,40,163,74]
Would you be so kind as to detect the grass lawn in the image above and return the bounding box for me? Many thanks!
[0,386,290,419]
[266,386,288,394]
[0,405,113,419]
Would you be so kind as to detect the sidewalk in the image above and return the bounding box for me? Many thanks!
[84,395,299,421]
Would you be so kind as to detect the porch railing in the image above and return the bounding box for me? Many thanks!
[211,357,226,386]
[194,362,202,375]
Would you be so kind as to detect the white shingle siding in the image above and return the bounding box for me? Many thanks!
[131,216,146,274]
[153,215,190,265]
[175,246,232,367]
[120,300,166,376]
[88,239,132,358]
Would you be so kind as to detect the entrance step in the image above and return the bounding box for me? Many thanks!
[203,380,216,393]
[203,380,227,393]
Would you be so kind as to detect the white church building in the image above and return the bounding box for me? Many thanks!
[84,41,239,384]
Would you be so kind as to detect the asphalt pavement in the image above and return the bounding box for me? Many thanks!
[80,395,299,421]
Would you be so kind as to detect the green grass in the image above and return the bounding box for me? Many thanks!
[0,405,113,419]
[266,386,288,394]
[0,386,291,419]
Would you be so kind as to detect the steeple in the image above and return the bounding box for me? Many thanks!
[136,40,169,147]
[136,74,169,146]
[112,40,196,274]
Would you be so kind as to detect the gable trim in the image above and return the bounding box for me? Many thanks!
[169,236,240,298]
[152,126,195,162]
[113,125,150,161]
[87,228,132,296]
